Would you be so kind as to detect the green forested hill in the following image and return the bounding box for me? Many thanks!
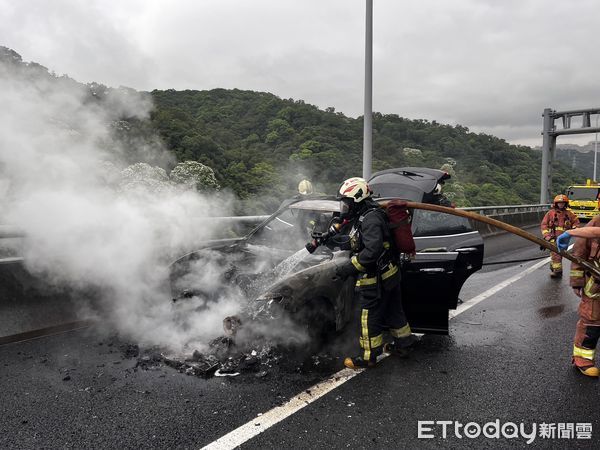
[554,145,600,181]
[149,88,582,211]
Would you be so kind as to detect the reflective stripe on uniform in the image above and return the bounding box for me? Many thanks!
[355,264,398,287]
[551,262,562,270]
[584,277,600,299]
[573,345,595,360]
[360,334,383,349]
[352,243,391,272]
[390,324,411,338]
[542,229,551,235]
[571,270,585,278]
[555,226,565,231]
[351,255,366,272]
[356,276,377,287]
[381,264,399,280]
[361,309,370,360]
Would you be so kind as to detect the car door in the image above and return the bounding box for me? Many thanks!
[401,209,484,334]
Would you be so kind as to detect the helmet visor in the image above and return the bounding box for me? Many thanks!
[339,198,352,216]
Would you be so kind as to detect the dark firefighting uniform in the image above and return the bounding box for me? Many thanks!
[345,200,411,361]
[541,207,579,273]
[570,215,600,368]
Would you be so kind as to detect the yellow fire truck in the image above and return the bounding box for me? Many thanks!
[566,180,600,221]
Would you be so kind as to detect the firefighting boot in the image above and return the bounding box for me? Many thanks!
[384,334,419,357]
[344,347,382,370]
[550,271,562,278]
[343,356,376,369]
[574,363,600,378]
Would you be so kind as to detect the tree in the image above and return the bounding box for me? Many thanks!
[170,161,220,191]
[119,163,171,193]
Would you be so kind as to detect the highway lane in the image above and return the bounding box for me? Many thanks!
[2,232,597,449]
[242,261,599,449]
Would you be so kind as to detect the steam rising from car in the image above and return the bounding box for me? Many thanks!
[171,246,312,350]
[0,53,307,353]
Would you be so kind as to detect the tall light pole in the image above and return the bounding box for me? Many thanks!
[362,0,373,180]
[595,114,599,181]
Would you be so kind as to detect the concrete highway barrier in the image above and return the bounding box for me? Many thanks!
[468,209,548,237]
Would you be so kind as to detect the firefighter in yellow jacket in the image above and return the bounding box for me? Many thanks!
[569,214,600,377]
[540,194,580,277]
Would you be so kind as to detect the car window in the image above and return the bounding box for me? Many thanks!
[411,210,472,237]
[249,208,333,251]
[567,187,599,201]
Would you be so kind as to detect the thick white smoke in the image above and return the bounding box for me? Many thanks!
[0,53,242,351]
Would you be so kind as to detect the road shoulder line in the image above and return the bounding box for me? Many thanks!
[450,258,549,318]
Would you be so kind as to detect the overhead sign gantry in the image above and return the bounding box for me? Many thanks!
[540,107,600,203]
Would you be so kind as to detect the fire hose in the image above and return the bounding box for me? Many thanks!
[378,201,600,280]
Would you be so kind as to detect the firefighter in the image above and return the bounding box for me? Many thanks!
[540,194,580,277]
[333,177,415,369]
[568,214,600,377]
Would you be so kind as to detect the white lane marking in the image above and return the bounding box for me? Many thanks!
[449,258,549,319]
[201,257,549,450]
[201,368,361,450]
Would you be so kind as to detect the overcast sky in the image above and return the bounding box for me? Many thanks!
[2,0,600,147]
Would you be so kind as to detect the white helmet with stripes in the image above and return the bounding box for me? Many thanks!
[298,179,314,195]
[338,177,372,203]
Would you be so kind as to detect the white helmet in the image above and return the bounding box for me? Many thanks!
[338,177,372,203]
[298,179,314,195]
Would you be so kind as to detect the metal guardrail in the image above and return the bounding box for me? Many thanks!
[0,257,24,265]
[461,204,551,215]
[0,204,552,264]
[202,215,270,225]
[214,204,553,224]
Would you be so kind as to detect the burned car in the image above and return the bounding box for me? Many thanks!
[169,167,484,340]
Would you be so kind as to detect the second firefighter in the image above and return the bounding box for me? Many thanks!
[540,194,580,277]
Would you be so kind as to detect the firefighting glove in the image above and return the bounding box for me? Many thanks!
[335,259,358,280]
[556,231,572,251]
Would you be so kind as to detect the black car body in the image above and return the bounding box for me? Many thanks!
[170,167,484,335]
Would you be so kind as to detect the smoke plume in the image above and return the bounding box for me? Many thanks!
[0,49,242,352]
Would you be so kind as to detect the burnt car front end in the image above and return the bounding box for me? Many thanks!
[168,198,347,332]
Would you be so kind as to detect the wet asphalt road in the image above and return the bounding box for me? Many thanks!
[2,232,600,449]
